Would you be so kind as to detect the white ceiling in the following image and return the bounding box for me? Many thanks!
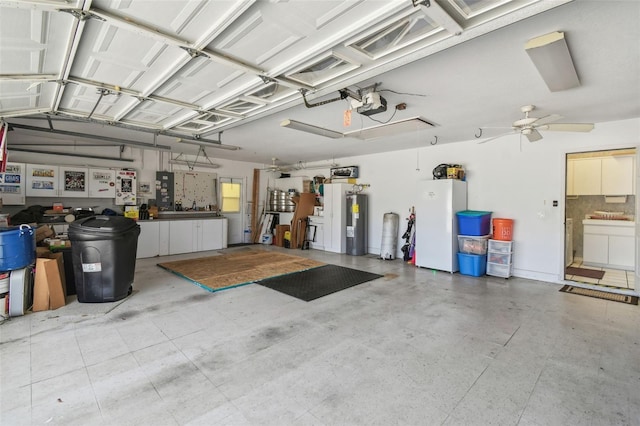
[1,0,639,167]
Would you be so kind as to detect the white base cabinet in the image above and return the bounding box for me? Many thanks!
[168,218,228,255]
[137,221,160,258]
[583,220,635,270]
[137,218,228,258]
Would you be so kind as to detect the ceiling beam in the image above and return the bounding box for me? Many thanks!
[8,122,172,151]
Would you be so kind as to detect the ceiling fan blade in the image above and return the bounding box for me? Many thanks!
[543,123,594,132]
[533,114,563,126]
[526,129,543,142]
[477,131,514,144]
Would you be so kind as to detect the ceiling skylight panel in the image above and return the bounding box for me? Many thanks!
[349,13,440,59]
[247,82,296,103]
[218,98,263,115]
[286,53,360,86]
[448,0,514,19]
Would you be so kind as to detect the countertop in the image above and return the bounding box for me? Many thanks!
[582,219,635,227]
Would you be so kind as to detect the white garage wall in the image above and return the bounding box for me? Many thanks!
[284,118,640,284]
[8,118,639,285]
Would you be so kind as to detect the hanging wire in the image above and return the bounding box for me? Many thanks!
[366,107,398,124]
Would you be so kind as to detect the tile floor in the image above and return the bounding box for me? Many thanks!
[566,257,636,290]
[1,246,639,426]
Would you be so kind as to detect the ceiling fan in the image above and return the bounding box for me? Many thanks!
[261,157,289,173]
[479,105,594,144]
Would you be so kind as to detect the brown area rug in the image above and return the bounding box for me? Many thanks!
[560,285,638,305]
[157,249,324,292]
[565,266,605,280]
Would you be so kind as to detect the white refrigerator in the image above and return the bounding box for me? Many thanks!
[415,179,467,272]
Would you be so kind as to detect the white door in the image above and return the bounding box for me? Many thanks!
[220,177,244,245]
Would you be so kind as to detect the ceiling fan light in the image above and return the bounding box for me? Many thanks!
[525,31,580,92]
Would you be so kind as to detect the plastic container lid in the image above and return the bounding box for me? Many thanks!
[69,215,138,234]
[457,210,492,216]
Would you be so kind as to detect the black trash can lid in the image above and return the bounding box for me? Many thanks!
[69,215,137,233]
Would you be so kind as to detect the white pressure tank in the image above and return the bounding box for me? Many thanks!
[380,212,400,260]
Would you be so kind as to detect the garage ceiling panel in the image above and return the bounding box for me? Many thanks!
[70,20,187,92]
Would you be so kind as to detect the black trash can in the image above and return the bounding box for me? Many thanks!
[68,216,140,303]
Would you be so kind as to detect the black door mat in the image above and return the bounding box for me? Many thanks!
[256,264,383,302]
[560,285,638,305]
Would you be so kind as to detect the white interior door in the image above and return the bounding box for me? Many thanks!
[220,177,245,245]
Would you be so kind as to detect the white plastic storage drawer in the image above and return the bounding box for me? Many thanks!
[487,252,513,265]
[487,262,513,278]
[488,239,514,254]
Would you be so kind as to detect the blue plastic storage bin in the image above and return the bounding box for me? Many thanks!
[456,210,492,236]
[0,224,36,271]
[457,253,487,277]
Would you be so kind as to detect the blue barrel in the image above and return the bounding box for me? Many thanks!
[0,225,36,271]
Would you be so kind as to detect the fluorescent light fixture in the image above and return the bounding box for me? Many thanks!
[281,117,435,140]
[177,138,240,151]
[525,31,580,92]
[280,119,344,139]
[346,116,435,140]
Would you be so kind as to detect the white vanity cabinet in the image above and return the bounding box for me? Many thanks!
[582,219,634,270]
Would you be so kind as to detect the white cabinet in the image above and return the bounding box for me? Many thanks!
[323,183,352,253]
[137,221,160,258]
[59,166,89,198]
[115,169,137,205]
[26,164,58,197]
[583,234,609,264]
[26,164,89,197]
[568,156,635,196]
[571,158,601,195]
[566,160,575,196]
[601,156,634,195]
[88,168,116,198]
[169,220,194,255]
[583,220,635,270]
[0,162,26,205]
[200,218,228,251]
[168,218,228,255]
[608,235,635,268]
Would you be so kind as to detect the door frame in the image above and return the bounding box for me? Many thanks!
[219,176,246,245]
[561,144,639,295]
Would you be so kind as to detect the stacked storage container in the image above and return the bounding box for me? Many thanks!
[487,218,514,278]
[455,211,492,276]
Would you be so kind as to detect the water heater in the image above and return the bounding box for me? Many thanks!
[346,193,367,255]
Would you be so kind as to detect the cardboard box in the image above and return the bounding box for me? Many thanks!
[35,224,55,243]
[33,253,66,311]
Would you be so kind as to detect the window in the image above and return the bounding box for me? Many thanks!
[220,179,241,213]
